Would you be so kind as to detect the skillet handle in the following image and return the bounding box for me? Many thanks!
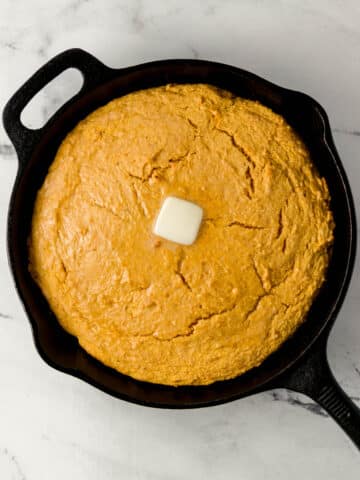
[277,341,360,449]
[2,48,112,164]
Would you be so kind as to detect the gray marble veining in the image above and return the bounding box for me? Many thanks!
[1,1,360,479]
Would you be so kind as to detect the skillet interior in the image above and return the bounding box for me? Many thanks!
[6,58,356,407]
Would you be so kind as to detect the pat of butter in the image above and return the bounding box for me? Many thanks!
[153,196,203,245]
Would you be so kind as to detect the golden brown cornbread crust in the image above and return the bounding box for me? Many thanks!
[29,84,334,386]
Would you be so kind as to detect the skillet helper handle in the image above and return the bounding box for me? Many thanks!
[279,343,360,449]
[2,48,111,164]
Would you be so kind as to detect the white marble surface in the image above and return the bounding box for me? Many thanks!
[1,0,360,478]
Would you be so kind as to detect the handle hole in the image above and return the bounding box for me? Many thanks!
[20,68,84,129]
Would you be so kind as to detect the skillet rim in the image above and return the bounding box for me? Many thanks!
[4,53,357,407]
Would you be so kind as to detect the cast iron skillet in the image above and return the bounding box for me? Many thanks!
[3,49,360,448]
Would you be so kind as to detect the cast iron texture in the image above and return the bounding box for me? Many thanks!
[3,49,360,448]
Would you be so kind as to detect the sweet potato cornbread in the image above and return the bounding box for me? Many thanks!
[29,84,334,386]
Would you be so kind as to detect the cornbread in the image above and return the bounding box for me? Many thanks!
[29,84,334,386]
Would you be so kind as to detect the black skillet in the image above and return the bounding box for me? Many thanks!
[3,48,360,448]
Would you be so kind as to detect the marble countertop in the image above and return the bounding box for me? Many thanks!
[1,0,360,478]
